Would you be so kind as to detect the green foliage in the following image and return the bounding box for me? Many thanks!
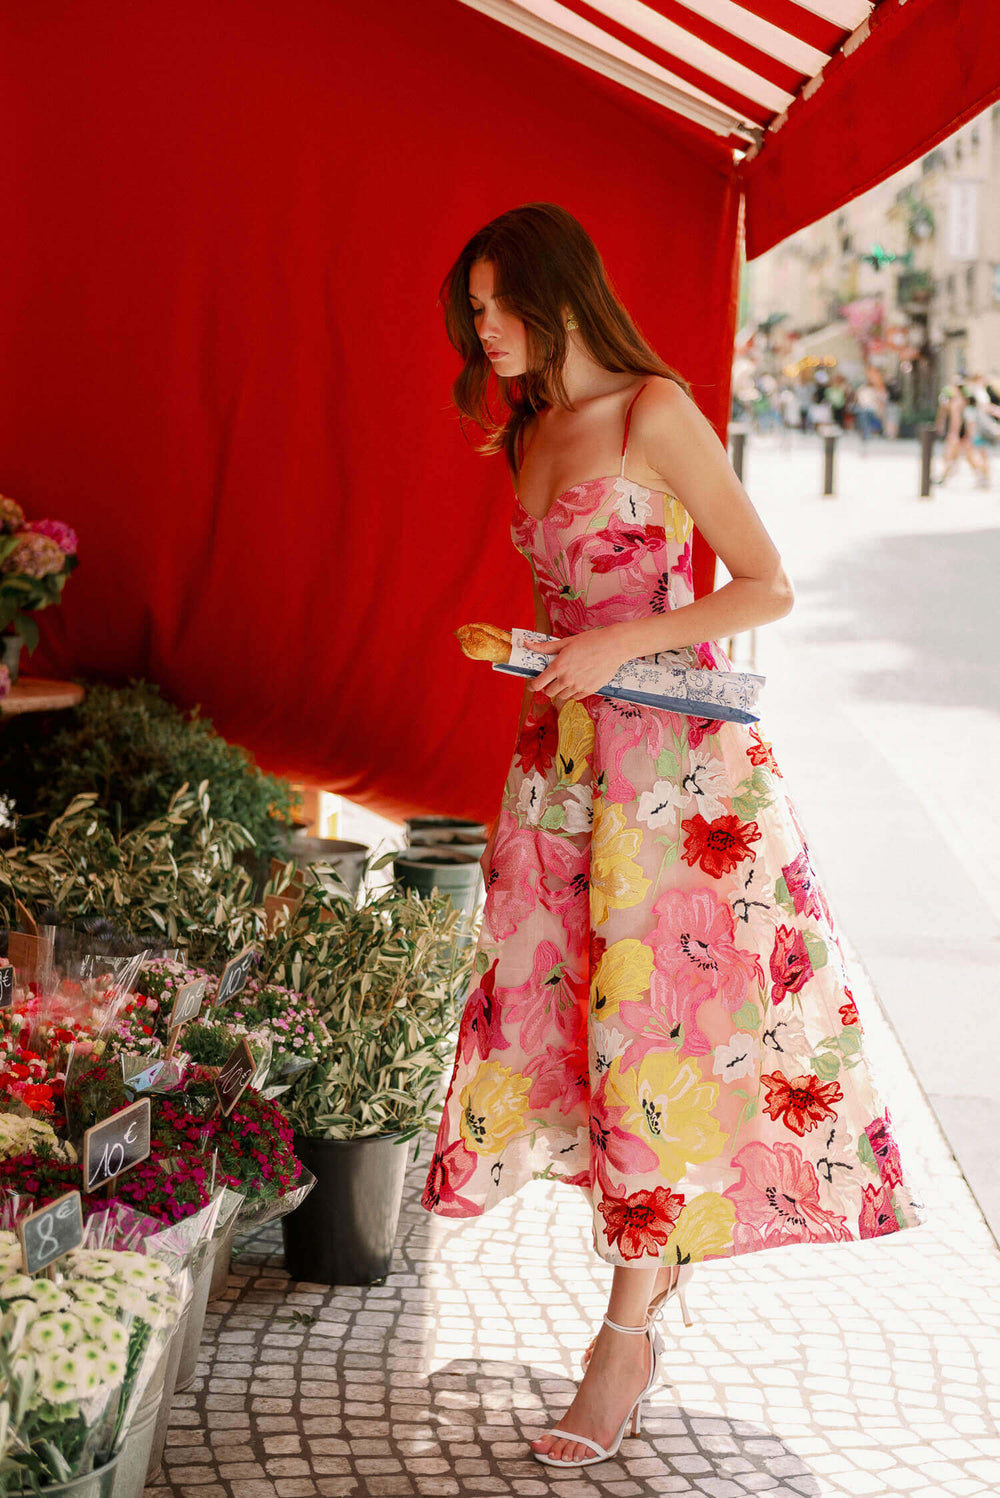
[275,857,477,1142]
[0,679,296,863]
[0,783,263,969]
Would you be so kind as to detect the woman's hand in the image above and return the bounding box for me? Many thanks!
[530,626,630,710]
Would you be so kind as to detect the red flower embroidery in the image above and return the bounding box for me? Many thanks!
[864,1111,903,1190]
[681,813,761,879]
[457,959,509,1065]
[599,1185,686,1259]
[839,991,860,1027]
[769,924,814,1003]
[858,1181,899,1239]
[515,703,557,775]
[761,1070,843,1136]
[746,726,781,775]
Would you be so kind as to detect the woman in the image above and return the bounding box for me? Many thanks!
[421,204,920,1470]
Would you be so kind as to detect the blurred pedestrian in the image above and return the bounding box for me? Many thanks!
[935,382,984,486]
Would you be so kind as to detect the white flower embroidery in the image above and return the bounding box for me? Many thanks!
[636,779,686,828]
[612,479,653,524]
[682,759,731,821]
[516,772,547,826]
[712,1032,759,1082]
[590,1020,630,1075]
[562,783,592,834]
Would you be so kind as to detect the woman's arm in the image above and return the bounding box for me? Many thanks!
[608,379,793,661]
[530,380,793,706]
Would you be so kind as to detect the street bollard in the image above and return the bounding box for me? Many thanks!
[729,423,749,485]
[817,423,839,497]
[918,424,936,499]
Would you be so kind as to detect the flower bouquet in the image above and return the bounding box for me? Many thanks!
[0,496,78,665]
[0,1223,186,1492]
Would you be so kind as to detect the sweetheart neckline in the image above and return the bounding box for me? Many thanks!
[513,473,672,524]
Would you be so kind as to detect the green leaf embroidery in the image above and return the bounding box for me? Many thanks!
[774,876,796,915]
[539,804,566,830]
[655,748,680,780]
[731,1001,761,1031]
[802,930,828,970]
[810,1050,841,1082]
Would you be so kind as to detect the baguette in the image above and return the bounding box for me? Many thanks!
[455,622,512,664]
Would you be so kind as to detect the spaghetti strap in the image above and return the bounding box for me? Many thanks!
[620,382,650,476]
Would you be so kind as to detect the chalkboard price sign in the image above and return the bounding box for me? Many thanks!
[19,1191,84,1275]
[213,1038,256,1118]
[0,965,12,1010]
[215,946,257,1007]
[82,1099,151,1193]
[170,977,207,1030]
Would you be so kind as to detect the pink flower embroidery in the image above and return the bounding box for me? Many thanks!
[599,699,665,804]
[724,1141,851,1249]
[484,811,541,941]
[769,924,814,1004]
[782,848,830,924]
[502,940,586,1054]
[642,887,763,1055]
[524,1040,589,1116]
[864,1111,903,1190]
[588,1070,659,1196]
[422,1138,481,1217]
[858,1181,899,1239]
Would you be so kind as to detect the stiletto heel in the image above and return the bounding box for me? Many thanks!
[532,1314,658,1469]
[581,1263,694,1372]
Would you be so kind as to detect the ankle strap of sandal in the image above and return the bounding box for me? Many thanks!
[602,1314,649,1335]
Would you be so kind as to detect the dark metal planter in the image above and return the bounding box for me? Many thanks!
[282,1132,410,1286]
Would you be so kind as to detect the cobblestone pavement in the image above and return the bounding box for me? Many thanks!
[147,937,1000,1498]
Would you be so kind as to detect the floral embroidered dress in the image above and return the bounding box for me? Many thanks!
[422,386,921,1267]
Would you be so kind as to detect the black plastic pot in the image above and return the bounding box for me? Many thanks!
[282,1132,410,1285]
[404,816,487,845]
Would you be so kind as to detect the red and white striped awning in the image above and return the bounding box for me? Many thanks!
[456,0,874,157]
[456,0,1000,258]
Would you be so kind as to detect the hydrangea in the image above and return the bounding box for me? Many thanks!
[1,531,65,579]
[24,518,77,556]
[0,496,24,533]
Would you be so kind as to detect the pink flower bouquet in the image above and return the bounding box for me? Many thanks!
[0,493,79,653]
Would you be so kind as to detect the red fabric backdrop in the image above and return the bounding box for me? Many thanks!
[0,0,741,823]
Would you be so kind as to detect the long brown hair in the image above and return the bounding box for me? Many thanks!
[440,202,691,477]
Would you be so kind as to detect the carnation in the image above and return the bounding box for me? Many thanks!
[1,531,66,579]
[25,517,78,556]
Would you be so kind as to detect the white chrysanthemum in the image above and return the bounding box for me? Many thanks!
[119,1262,166,1289]
[23,1279,69,1311]
[0,1273,36,1300]
[65,1251,117,1281]
[52,1312,85,1349]
[35,1351,84,1406]
[74,1304,116,1339]
[27,1316,66,1355]
[65,1281,105,1305]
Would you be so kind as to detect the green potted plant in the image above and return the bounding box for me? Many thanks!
[278,862,475,1285]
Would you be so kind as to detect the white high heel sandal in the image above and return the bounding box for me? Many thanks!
[532,1313,659,1469]
[581,1263,694,1374]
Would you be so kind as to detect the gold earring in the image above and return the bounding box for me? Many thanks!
[566,316,578,331]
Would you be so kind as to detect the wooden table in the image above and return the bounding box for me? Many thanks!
[0,677,85,716]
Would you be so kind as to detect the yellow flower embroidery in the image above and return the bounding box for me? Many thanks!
[608,1053,725,1177]
[663,493,692,543]
[459,1063,532,1156]
[556,700,594,785]
[663,1193,736,1262]
[590,799,650,925]
[591,939,654,1020]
